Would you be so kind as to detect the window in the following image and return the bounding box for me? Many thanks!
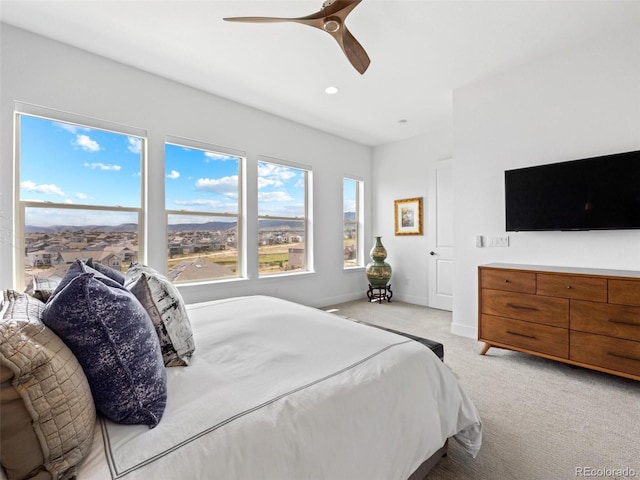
[257,159,310,275]
[16,110,144,289]
[165,140,243,283]
[343,177,363,268]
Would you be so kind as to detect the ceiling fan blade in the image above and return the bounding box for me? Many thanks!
[335,26,370,74]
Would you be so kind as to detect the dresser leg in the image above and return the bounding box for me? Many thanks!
[480,343,491,355]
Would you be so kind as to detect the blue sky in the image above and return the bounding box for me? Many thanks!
[165,142,239,215]
[20,115,307,226]
[343,178,357,214]
[20,115,141,207]
[19,115,142,226]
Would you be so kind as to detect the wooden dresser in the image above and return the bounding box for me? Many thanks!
[478,263,640,381]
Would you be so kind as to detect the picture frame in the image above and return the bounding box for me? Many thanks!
[394,197,423,236]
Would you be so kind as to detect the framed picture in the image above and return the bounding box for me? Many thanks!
[394,197,423,236]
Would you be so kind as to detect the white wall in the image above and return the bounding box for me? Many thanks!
[371,125,453,305]
[0,24,373,307]
[452,27,640,338]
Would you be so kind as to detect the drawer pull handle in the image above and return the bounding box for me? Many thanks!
[566,285,572,289]
[608,319,640,327]
[506,303,538,311]
[607,352,640,363]
[506,330,537,340]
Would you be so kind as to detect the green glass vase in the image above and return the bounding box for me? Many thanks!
[365,236,392,287]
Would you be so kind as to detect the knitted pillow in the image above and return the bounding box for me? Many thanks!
[0,290,95,480]
[43,261,167,426]
[126,263,195,367]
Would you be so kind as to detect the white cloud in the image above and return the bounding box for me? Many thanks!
[258,177,282,189]
[195,176,238,195]
[20,180,65,196]
[83,162,122,171]
[128,137,142,154]
[167,170,180,180]
[257,162,298,190]
[204,151,234,162]
[75,192,89,200]
[258,191,293,202]
[64,199,74,204]
[73,134,101,152]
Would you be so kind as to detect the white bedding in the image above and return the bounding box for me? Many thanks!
[78,295,482,480]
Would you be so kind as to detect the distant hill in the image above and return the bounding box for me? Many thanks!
[26,213,354,234]
[168,221,237,232]
[25,223,138,234]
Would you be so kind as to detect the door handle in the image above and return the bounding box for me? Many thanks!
[430,251,436,256]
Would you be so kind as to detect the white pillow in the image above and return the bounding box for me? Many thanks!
[126,263,195,367]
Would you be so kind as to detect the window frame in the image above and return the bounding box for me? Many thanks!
[14,104,146,290]
[257,156,312,277]
[343,176,364,269]
[164,136,246,283]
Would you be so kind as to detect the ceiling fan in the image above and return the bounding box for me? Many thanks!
[223,0,371,74]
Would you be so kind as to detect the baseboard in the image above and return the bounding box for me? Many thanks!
[450,322,477,339]
[312,291,367,308]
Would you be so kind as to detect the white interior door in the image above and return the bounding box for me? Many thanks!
[427,159,453,311]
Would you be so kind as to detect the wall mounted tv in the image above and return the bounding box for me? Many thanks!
[505,150,640,231]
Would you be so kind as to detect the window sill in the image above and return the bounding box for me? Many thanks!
[258,270,315,280]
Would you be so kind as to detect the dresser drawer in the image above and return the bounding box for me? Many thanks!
[481,289,568,328]
[609,279,640,306]
[571,300,640,342]
[481,315,568,358]
[571,331,640,377]
[480,268,536,294]
[537,274,607,302]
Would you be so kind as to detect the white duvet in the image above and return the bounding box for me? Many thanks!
[78,296,482,480]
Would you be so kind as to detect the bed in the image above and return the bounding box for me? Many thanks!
[2,279,481,480]
[76,295,481,479]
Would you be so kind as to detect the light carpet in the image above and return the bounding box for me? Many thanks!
[322,300,640,480]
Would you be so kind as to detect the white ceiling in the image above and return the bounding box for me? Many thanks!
[2,1,640,147]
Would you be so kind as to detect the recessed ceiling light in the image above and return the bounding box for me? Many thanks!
[325,86,339,95]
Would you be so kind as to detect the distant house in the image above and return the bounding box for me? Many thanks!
[104,246,138,264]
[60,252,93,265]
[84,241,110,251]
[97,252,123,271]
[26,250,64,268]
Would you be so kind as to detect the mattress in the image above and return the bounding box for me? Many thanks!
[76,295,482,479]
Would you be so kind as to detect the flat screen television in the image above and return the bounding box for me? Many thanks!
[505,150,640,231]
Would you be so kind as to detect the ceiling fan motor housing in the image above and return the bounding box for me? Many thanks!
[323,17,341,33]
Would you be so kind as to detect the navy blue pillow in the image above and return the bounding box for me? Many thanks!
[42,261,167,427]
[86,258,125,285]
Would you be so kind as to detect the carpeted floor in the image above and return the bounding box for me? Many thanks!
[322,299,640,480]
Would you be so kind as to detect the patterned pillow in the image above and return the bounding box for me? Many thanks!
[86,257,125,285]
[24,274,63,303]
[0,290,95,480]
[126,263,195,367]
[43,261,167,426]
